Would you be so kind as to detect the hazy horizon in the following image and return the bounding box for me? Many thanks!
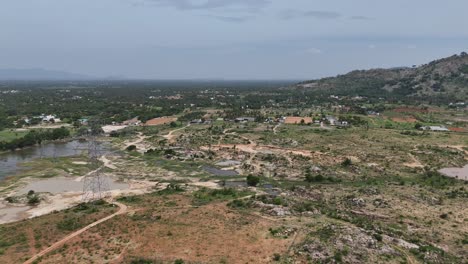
[1,0,468,80]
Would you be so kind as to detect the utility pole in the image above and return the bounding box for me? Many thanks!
[82,120,109,202]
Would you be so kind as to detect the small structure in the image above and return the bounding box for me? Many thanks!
[325,116,337,125]
[190,119,203,124]
[78,118,89,125]
[39,114,60,123]
[122,117,140,126]
[336,121,349,127]
[235,117,256,123]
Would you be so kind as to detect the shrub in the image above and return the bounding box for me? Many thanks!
[341,158,352,167]
[5,197,17,203]
[246,175,260,187]
[126,145,137,151]
[27,195,40,205]
[305,174,325,182]
[373,233,383,242]
[155,183,185,195]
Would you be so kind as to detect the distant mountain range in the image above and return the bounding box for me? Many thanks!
[298,52,468,100]
[0,68,95,80]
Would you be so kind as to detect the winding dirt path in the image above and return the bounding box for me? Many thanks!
[123,132,148,150]
[24,202,128,264]
[403,153,424,168]
[273,123,281,134]
[162,124,190,143]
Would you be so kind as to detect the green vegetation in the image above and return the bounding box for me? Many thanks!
[0,130,28,141]
[154,183,185,196]
[246,174,260,186]
[192,188,252,205]
[0,127,70,151]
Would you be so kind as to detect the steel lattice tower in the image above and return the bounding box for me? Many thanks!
[82,124,110,202]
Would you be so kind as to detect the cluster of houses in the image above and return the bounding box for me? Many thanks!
[217,115,350,127]
[419,126,466,132]
[280,116,349,127]
[20,114,61,125]
[421,126,450,132]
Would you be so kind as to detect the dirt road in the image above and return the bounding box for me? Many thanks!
[23,202,128,264]
[162,124,190,143]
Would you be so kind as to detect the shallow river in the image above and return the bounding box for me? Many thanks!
[0,140,109,180]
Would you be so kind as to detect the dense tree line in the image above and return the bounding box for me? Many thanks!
[0,127,70,151]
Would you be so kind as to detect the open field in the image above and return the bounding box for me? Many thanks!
[0,130,28,141]
[0,113,466,263]
[0,79,467,263]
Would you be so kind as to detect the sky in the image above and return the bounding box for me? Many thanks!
[0,0,467,80]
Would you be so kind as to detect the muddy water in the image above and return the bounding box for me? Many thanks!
[17,177,129,195]
[0,140,111,180]
[439,164,468,181]
[203,166,239,176]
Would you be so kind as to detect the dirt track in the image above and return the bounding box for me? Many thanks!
[162,124,190,143]
[23,202,128,264]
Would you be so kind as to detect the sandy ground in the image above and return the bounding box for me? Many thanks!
[17,177,128,195]
[0,149,160,225]
[102,125,128,133]
[99,154,117,169]
[203,143,335,162]
[0,204,31,223]
[72,161,88,165]
[123,132,150,153]
[403,153,424,168]
[0,177,157,224]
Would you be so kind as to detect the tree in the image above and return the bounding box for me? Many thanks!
[246,175,260,187]
[341,158,352,167]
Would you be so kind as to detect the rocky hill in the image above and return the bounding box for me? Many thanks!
[298,52,468,101]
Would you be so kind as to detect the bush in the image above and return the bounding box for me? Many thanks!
[129,257,155,264]
[341,158,352,167]
[305,174,325,182]
[227,199,250,209]
[155,183,185,195]
[373,233,383,242]
[5,197,17,203]
[56,217,83,231]
[126,145,137,151]
[27,195,40,205]
[246,175,260,187]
